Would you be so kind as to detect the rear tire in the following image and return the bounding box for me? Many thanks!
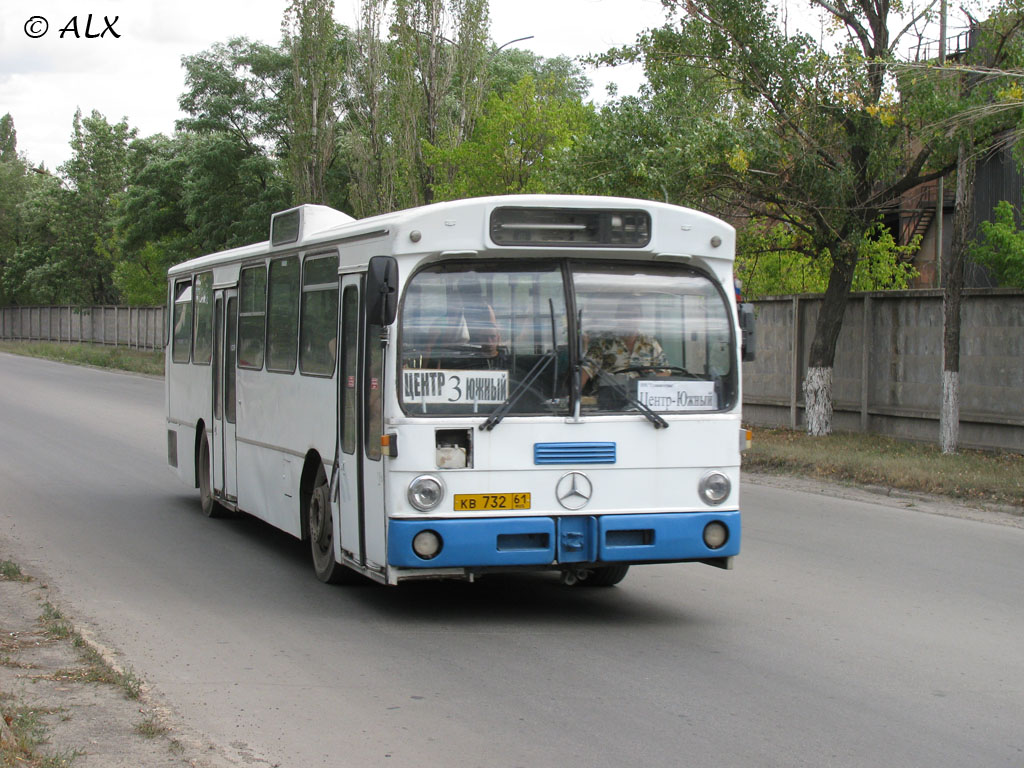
[309,470,352,584]
[198,432,227,519]
[579,564,629,587]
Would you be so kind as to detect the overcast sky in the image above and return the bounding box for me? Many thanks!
[1,0,679,170]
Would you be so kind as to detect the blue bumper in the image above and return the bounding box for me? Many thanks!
[387,511,740,569]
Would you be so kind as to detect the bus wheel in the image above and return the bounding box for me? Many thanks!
[198,432,226,519]
[309,473,346,584]
[579,565,629,587]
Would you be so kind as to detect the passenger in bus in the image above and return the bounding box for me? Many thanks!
[460,305,507,370]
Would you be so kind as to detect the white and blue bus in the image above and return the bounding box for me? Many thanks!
[166,195,752,587]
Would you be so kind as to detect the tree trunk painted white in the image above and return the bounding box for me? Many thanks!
[940,136,973,455]
[940,369,960,454]
[803,366,833,436]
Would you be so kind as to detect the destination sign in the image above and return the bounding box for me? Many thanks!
[635,379,718,411]
[403,369,509,405]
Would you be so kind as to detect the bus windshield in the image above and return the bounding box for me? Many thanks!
[399,260,735,417]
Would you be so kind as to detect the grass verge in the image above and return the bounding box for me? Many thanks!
[744,428,1024,509]
[0,702,81,768]
[134,716,169,739]
[39,604,142,700]
[0,341,163,377]
[0,560,30,582]
[1,558,148,767]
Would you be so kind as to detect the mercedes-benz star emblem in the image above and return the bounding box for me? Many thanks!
[556,472,593,510]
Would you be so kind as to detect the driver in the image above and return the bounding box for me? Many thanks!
[579,301,668,391]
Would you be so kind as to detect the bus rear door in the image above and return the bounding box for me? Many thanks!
[212,289,238,505]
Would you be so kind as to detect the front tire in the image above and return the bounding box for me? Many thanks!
[198,432,226,519]
[309,471,350,584]
[578,564,630,587]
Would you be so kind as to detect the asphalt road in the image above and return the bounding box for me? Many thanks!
[1,352,1022,768]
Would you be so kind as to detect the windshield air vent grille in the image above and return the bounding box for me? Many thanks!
[534,442,616,465]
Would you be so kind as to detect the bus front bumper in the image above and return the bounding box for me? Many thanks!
[387,511,740,570]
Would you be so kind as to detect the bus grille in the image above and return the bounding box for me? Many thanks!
[533,442,616,465]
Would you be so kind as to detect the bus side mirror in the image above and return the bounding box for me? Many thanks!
[739,303,756,362]
[366,256,398,326]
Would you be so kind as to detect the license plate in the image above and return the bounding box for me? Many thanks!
[453,493,531,511]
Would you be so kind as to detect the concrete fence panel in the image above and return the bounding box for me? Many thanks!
[0,306,166,351]
[743,288,1024,452]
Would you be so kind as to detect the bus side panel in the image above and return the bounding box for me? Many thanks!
[168,423,198,488]
[234,367,336,539]
[167,357,212,488]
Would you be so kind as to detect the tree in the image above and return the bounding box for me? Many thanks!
[550,94,676,199]
[0,113,16,162]
[177,38,296,245]
[4,110,135,305]
[932,9,1024,453]
[425,73,593,199]
[486,49,590,99]
[592,0,1022,435]
[969,200,1024,286]
[0,114,31,305]
[178,38,292,154]
[112,134,192,304]
[941,135,976,453]
[282,0,347,204]
[736,220,919,299]
[345,0,491,215]
[344,0,393,216]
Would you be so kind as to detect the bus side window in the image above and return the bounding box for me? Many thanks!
[365,323,383,461]
[193,271,214,365]
[299,253,339,376]
[267,257,300,373]
[238,265,267,370]
[340,285,359,455]
[172,280,193,364]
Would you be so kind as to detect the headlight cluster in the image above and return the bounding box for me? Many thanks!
[407,474,444,511]
[698,471,731,506]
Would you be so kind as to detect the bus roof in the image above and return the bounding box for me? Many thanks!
[167,195,735,278]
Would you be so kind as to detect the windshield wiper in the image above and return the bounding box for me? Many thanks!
[481,298,562,432]
[479,351,556,431]
[589,367,669,429]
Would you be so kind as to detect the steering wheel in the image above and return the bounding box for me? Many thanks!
[611,364,690,376]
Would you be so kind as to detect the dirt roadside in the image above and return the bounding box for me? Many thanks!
[0,563,259,768]
[0,473,1019,767]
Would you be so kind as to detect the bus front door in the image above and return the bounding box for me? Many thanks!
[212,290,238,505]
[337,274,386,574]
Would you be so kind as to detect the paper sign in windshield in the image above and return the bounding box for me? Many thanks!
[404,369,509,405]
[636,379,717,411]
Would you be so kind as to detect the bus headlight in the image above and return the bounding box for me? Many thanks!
[698,471,731,506]
[408,475,445,511]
